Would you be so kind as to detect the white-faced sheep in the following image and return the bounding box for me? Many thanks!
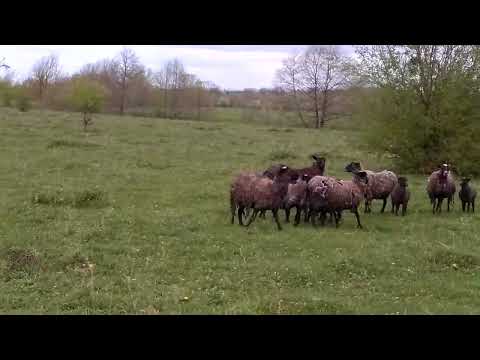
[307,169,369,229]
[427,163,456,214]
[345,161,398,213]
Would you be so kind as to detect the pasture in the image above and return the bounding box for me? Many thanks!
[1,107,479,314]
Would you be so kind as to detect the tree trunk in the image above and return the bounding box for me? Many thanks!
[320,90,328,128]
[314,88,320,129]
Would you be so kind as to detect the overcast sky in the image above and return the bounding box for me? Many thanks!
[0,45,355,90]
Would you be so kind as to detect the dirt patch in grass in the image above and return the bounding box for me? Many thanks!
[47,140,102,149]
[1,247,43,280]
[32,189,108,208]
[425,249,480,273]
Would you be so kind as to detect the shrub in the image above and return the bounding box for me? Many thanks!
[69,78,107,131]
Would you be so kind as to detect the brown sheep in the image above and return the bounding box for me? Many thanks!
[230,172,258,226]
[307,169,369,229]
[265,153,326,182]
[390,177,410,216]
[345,161,398,213]
[284,174,311,226]
[427,163,456,213]
[245,165,291,230]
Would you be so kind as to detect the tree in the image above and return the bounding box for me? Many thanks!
[115,48,143,115]
[276,46,352,128]
[31,54,61,100]
[354,45,480,174]
[69,78,107,131]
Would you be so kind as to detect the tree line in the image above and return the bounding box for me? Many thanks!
[2,45,480,175]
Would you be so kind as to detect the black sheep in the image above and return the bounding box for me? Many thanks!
[459,177,476,213]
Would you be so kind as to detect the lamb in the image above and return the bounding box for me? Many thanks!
[283,174,310,226]
[264,153,326,183]
[426,163,456,214]
[345,161,398,213]
[390,177,410,216]
[245,165,291,230]
[459,177,476,213]
[307,168,369,229]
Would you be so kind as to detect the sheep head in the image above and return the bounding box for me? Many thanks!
[398,177,408,187]
[345,161,362,173]
[311,154,326,169]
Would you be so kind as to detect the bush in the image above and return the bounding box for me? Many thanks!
[0,81,14,107]
[355,80,480,176]
[15,91,32,112]
[69,78,107,131]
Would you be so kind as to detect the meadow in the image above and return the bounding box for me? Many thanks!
[1,106,479,314]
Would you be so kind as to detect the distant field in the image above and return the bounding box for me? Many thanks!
[0,107,479,314]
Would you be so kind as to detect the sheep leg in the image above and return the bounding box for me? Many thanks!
[334,212,341,228]
[472,200,475,213]
[437,198,443,213]
[304,209,310,223]
[364,201,369,214]
[259,210,266,219]
[238,207,246,226]
[294,206,301,226]
[311,210,318,227]
[391,200,395,214]
[467,202,471,212]
[402,203,407,216]
[432,199,437,214]
[381,198,387,213]
[319,211,327,226]
[447,198,451,212]
[353,208,362,229]
[395,204,399,216]
[462,201,466,212]
[231,206,236,224]
[246,209,259,227]
[272,209,282,231]
[285,206,291,223]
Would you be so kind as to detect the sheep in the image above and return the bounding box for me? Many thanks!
[390,177,410,216]
[427,163,456,214]
[230,172,260,226]
[283,174,310,226]
[345,161,398,213]
[264,153,326,183]
[459,177,476,213]
[305,175,341,226]
[307,168,369,229]
[245,165,291,230]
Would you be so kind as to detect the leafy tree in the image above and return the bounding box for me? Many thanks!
[70,78,107,131]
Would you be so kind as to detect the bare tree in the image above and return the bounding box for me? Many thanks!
[115,48,143,115]
[275,52,308,127]
[0,57,10,70]
[31,54,61,100]
[276,46,352,128]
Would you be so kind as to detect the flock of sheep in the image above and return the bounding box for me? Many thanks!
[229,155,477,230]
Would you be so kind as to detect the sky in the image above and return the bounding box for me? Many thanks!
[0,45,355,90]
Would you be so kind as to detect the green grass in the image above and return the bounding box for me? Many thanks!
[1,106,480,314]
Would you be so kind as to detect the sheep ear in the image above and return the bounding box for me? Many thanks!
[311,154,318,161]
[356,171,368,178]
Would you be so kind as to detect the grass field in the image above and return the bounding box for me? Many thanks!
[1,106,480,314]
